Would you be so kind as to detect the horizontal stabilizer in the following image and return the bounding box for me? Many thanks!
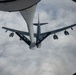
[33,23,48,26]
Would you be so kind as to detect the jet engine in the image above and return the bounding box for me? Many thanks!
[53,34,58,40]
[64,30,69,35]
[9,32,14,37]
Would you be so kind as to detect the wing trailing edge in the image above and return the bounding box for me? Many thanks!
[36,24,76,45]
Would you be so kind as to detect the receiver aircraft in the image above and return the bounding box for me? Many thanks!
[0,0,41,49]
[1,0,76,49]
[33,14,48,48]
[2,14,48,48]
[2,15,76,49]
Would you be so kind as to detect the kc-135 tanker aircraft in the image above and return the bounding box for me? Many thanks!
[0,0,76,49]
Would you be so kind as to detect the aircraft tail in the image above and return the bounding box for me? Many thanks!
[33,14,48,26]
[33,23,48,26]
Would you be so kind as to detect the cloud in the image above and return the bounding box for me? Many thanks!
[0,0,76,75]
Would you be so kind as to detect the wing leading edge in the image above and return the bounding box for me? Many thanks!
[2,24,76,48]
[2,27,30,36]
[2,27,32,47]
[36,24,76,45]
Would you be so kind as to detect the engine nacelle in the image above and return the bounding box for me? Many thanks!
[53,34,58,40]
[64,30,69,35]
[9,32,14,37]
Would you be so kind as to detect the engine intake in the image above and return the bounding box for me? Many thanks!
[53,34,58,40]
[9,32,14,37]
[64,30,69,35]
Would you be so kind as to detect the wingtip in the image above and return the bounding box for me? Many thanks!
[2,27,4,29]
[2,26,6,29]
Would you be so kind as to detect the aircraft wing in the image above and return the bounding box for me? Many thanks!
[2,27,30,36]
[33,23,48,26]
[2,26,37,37]
[41,24,76,35]
[36,24,76,45]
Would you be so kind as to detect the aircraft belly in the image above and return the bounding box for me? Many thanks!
[0,0,40,11]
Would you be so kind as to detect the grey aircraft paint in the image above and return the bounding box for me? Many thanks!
[0,0,41,11]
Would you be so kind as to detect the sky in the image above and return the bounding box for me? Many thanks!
[0,0,76,75]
